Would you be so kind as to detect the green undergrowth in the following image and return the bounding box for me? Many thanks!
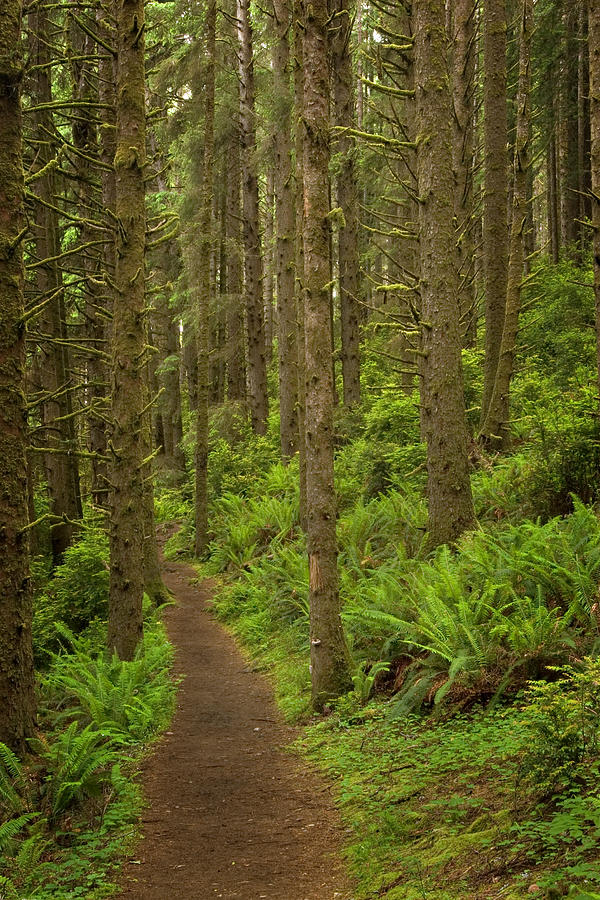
[199,384,600,897]
[299,662,600,899]
[2,525,177,900]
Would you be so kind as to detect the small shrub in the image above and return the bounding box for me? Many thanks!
[519,659,600,796]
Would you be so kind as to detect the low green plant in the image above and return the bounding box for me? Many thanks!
[35,722,120,819]
[42,622,176,742]
[519,659,600,796]
[351,660,390,703]
[33,520,110,662]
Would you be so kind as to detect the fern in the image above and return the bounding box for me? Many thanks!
[0,743,30,816]
[33,722,118,818]
[0,814,37,854]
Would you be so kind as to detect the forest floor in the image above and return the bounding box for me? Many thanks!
[116,534,353,900]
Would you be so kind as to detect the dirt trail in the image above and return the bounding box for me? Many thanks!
[117,547,353,900]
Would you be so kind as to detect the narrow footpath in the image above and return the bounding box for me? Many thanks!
[117,546,353,900]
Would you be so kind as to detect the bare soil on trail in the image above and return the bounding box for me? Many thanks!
[117,547,354,900]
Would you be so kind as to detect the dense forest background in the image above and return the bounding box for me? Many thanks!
[3,0,600,896]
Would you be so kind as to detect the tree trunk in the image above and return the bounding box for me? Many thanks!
[481,0,508,424]
[194,0,216,557]
[578,0,591,255]
[273,0,299,460]
[480,0,533,450]
[414,0,476,548]
[237,0,269,434]
[590,0,600,416]
[558,2,580,255]
[295,0,308,528]
[548,117,560,264]
[263,164,275,367]
[107,0,148,659]
[225,137,246,404]
[31,7,81,564]
[331,0,361,407]
[451,0,477,348]
[303,0,352,709]
[96,0,117,504]
[0,0,37,751]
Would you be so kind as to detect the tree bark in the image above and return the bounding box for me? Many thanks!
[303,0,352,709]
[263,163,275,367]
[0,0,37,751]
[331,0,361,406]
[237,0,269,434]
[31,6,82,563]
[548,116,560,264]
[590,0,600,416]
[225,136,246,403]
[295,0,308,528]
[451,0,477,348]
[273,0,299,460]
[480,0,533,451]
[558,2,580,255]
[481,0,508,424]
[194,0,216,557]
[414,0,476,548]
[96,0,117,504]
[107,0,148,659]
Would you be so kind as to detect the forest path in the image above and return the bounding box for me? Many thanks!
[116,534,353,900]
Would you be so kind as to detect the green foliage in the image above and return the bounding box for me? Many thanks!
[351,660,390,703]
[154,487,192,523]
[41,623,176,742]
[518,259,595,388]
[33,521,109,663]
[363,392,421,444]
[519,659,600,796]
[34,722,119,819]
[512,378,600,518]
[1,606,175,898]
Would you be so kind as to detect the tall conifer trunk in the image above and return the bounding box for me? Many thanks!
[273,0,299,460]
[31,8,82,563]
[590,0,600,413]
[194,0,216,557]
[451,0,477,348]
[331,0,361,407]
[480,0,532,450]
[225,135,246,403]
[481,0,508,424]
[303,0,351,708]
[237,0,269,434]
[295,0,308,528]
[0,0,36,751]
[108,0,148,659]
[97,0,117,505]
[414,0,475,548]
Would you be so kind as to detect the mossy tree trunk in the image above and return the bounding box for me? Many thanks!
[237,0,269,435]
[107,0,148,659]
[194,0,216,557]
[31,7,82,563]
[0,0,36,752]
[273,0,299,461]
[295,0,308,528]
[225,134,246,404]
[331,0,361,407]
[303,0,352,709]
[413,0,476,548]
[558,3,580,255]
[75,13,112,509]
[451,0,477,349]
[590,0,600,414]
[480,0,533,451]
[481,0,508,425]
